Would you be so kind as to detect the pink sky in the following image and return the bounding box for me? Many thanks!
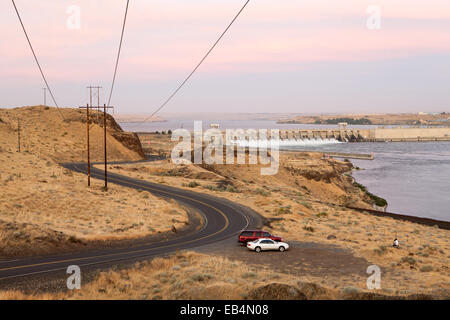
[1,0,450,113]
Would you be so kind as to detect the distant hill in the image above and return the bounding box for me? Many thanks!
[0,106,145,162]
[113,114,166,123]
[278,113,450,126]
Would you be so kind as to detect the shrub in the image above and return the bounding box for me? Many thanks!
[316,212,328,218]
[203,185,220,191]
[225,185,239,193]
[254,188,271,197]
[401,256,416,265]
[63,170,73,177]
[187,181,200,188]
[353,182,387,207]
[420,265,433,272]
[342,286,361,295]
[157,169,183,177]
[190,273,213,282]
[303,226,314,232]
[374,245,387,255]
[242,272,258,279]
[276,206,292,215]
[301,202,313,210]
[203,184,239,193]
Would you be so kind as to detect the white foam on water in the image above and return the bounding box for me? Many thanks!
[229,138,343,148]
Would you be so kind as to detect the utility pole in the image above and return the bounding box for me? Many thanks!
[78,104,91,186]
[81,85,101,187]
[102,104,114,190]
[79,99,113,189]
[87,86,102,124]
[17,118,21,152]
[42,88,47,106]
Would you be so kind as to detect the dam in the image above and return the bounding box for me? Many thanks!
[276,123,450,142]
[136,123,450,147]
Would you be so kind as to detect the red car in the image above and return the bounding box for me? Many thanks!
[238,230,282,243]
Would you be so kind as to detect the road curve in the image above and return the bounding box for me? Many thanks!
[0,163,262,283]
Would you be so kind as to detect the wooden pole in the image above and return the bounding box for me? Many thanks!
[86,103,91,187]
[17,118,21,152]
[103,104,107,190]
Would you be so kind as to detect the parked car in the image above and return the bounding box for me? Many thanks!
[238,230,282,243]
[247,238,289,253]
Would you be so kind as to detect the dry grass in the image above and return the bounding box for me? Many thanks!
[103,135,450,294]
[0,106,143,162]
[0,252,335,300]
[2,251,447,300]
[0,107,188,257]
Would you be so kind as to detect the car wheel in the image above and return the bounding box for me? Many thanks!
[279,246,285,252]
[255,247,261,253]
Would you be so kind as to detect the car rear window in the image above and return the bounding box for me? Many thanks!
[240,231,253,237]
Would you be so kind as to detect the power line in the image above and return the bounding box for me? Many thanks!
[107,0,130,109]
[11,0,66,120]
[139,0,251,123]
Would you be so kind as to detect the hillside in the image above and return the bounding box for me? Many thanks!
[0,106,188,257]
[0,106,144,162]
[100,133,450,296]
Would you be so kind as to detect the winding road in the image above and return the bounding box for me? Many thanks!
[0,162,262,285]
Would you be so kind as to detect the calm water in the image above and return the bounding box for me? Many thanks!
[287,142,450,221]
[120,120,450,221]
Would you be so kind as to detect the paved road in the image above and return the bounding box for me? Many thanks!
[0,163,262,284]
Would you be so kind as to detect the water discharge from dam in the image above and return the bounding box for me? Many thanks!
[231,138,343,148]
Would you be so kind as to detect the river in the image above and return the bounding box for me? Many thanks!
[120,120,450,221]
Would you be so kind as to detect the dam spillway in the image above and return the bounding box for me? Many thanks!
[135,125,450,149]
[275,126,450,142]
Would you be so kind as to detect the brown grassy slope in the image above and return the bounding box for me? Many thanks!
[0,107,187,257]
[2,251,448,300]
[0,251,331,300]
[0,106,144,162]
[102,135,449,294]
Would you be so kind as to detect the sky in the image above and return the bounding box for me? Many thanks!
[1,0,450,114]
